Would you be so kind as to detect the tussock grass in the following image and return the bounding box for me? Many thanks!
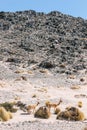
[34,106,51,119]
[0,107,13,121]
[78,101,83,108]
[57,106,85,121]
[71,85,80,89]
[0,102,17,113]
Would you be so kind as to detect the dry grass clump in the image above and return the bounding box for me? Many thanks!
[54,107,61,114]
[38,88,47,93]
[14,76,27,81]
[39,69,48,73]
[14,96,21,100]
[39,69,50,75]
[70,85,80,90]
[67,75,75,79]
[57,106,85,121]
[0,107,13,121]
[59,64,66,68]
[78,101,83,108]
[45,101,50,106]
[32,94,37,98]
[0,102,17,113]
[20,76,27,81]
[27,70,33,74]
[57,110,70,120]
[14,77,22,81]
[74,94,87,98]
[0,81,6,88]
[34,106,51,119]
[14,69,24,74]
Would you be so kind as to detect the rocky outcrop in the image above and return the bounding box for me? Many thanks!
[0,10,87,74]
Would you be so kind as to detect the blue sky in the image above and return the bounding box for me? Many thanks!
[0,0,87,19]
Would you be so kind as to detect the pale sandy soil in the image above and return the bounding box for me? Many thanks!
[0,61,87,130]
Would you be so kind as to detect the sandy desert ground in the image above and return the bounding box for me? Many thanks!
[0,61,87,130]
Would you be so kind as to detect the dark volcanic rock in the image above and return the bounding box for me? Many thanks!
[0,10,87,74]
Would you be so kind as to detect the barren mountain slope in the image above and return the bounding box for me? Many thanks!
[0,10,87,75]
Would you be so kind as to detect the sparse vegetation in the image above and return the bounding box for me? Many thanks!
[59,64,66,68]
[32,94,37,98]
[14,70,25,74]
[14,76,27,81]
[71,85,80,89]
[21,76,27,81]
[0,102,17,113]
[54,107,61,114]
[78,101,83,108]
[27,70,33,74]
[34,106,51,119]
[39,69,50,74]
[0,107,13,121]
[67,75,75,79]
[57,106,85,121]
[38,88,47,93]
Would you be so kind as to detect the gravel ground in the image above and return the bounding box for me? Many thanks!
[0,120,87,130]
[0,61,87,130]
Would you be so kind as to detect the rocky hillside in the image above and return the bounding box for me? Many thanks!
[0,10,87,74]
